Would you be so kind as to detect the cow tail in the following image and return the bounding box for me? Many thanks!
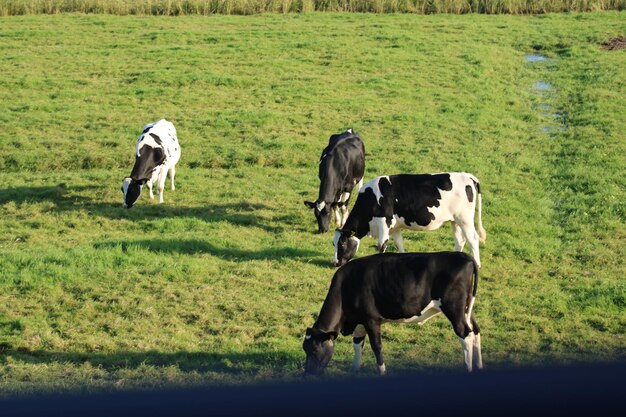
[472,177,487,243]
[466,259,479,322]
[472,259,478,299]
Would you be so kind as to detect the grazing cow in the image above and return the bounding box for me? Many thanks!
[304,129,365,233]
[121,119,181,208]
[303,251,482,375]
[332,173,486,267]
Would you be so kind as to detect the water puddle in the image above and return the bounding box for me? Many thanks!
[542,124,566,134]
[525,54,551,63]
[526,53,565,137]
[533,81,552,91]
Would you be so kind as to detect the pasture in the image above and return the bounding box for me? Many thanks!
[0,11,625,396]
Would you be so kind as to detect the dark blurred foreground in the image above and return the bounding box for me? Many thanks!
[2,363,623,417]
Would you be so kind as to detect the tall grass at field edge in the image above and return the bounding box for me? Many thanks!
[1,0,626,16]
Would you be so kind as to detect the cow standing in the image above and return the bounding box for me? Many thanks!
[121,119,181,208]
[303,251,482,375]
[304,129,365,233]
[333,173,486,267]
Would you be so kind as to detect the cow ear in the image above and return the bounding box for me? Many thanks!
[304,201,316,208]
[327,332,338,341]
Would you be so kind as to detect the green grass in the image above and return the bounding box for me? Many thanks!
[1,0,626,15]
[0,12,625,397]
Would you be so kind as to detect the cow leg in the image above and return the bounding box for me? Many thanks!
[365,320,385,375]
[459,222,481,268]
[146,179,155,199]
[157,166,168,203]
[351,325,367,371]
[373,217,389,253]
[367,219,378,238]
[471,315,483,370]
[441,301,474,372]
[339,205,349,227]
[352,337,366,371]
[459,331,475,372]
[452,223,466,252]
[354,178,363,194]
[333,206,341,227]
[391,229,405,252]
[169,165,176,190]
[339,192,350,227]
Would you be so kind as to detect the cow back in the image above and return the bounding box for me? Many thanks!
[337,252,475,322]
[318,132,365,202]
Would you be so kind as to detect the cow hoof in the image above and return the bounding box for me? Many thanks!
[377,364,387,376]
[351,363,365,372]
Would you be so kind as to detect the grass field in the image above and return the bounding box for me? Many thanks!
[0,11,625,396]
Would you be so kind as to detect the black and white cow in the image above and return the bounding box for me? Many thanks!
[121,119,181,208]
[333,173,486,267]
[303,251,482,375]
[304,129,365,233]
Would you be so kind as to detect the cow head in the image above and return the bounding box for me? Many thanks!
[303,327,337,375]
[333,229,360,267]
[304,200,331,233]
[121,177,142,209]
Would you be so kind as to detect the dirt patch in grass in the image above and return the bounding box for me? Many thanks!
[601,36,626,50]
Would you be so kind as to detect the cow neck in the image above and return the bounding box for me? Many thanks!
[129,145,165,182]
[342,215,368,240]
[314,277,343,334]
[129,166,150,183]
[129,159,154,182]
[317,159,339,204]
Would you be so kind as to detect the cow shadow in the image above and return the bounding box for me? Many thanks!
[0,349,300,376]
[0,184,335,266]
[0,184,93,205]
[0,184,304,234]
[93,238,319,262]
